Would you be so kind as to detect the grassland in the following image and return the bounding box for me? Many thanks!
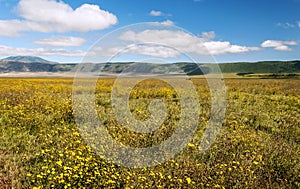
[0,77,299,188]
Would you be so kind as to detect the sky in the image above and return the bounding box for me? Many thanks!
[0,0,299,63]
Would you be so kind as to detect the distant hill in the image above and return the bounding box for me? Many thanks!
[0,56,299,75]
[1,56,56,64]
[0,56,73,72]
[0,61,76,73]
[79,61,300,75]
[215,61,300,74]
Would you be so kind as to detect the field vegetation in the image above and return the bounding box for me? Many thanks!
[0,77,299,188]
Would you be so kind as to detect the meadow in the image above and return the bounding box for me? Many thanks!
[0,77,299,188]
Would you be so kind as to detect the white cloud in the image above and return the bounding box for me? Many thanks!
[118,29,260,57]
[203,41,260,54]
[120,30,200,49]
[149,10,172,17]
[124,44,180,58]
[261,40,297,51]
[159,20,174,26]
[34,36,86,47]
[274,45,292,51]
[277,22,295,28]
[0,45,86,56]
[150,10,163,16]
[0,0,117,37]
[202,31,215,39]
[261,40,297,47]
[150,20,175,26]
[88,44,180,59]
[0,20,23,37]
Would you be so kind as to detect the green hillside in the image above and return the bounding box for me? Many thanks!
[215,61,300,74]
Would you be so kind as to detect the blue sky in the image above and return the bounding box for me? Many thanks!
[0,0,299,63]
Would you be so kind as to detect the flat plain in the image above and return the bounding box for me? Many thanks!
[0,77,299,188]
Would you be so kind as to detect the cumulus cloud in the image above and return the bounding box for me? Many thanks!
[150,20,175,26]
[0,45,86,56]
[118,30,260,57]
[274,45,291,51]
[89,44,180,59]
[34,36,86,47]
[0,0,118,37]
[123,44,180,58]
[202,31,216,39]
[204,41,260,55]
[150,10,163,16]
[261,40,297,51]
[149,10,172,17]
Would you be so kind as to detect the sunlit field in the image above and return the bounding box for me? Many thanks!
[0,77,299,188]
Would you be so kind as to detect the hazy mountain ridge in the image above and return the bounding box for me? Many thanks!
[1,56,57,64]
[0,56,299,75]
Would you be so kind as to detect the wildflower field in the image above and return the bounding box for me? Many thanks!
[0,77,299,188]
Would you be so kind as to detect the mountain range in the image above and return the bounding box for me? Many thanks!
[0,56,299,75]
